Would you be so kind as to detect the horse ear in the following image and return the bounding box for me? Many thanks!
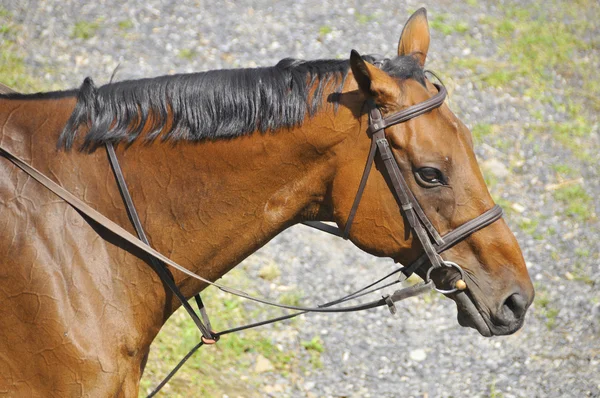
[349,50,399,106]
[397,8,430,67]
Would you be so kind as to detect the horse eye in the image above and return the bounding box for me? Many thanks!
[415,167,446,187]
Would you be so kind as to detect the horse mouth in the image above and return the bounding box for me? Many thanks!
[453,290,492,337]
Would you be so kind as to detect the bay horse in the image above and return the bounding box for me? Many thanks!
[0,9,533,397]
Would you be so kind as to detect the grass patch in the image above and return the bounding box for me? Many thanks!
[570,264,594,286]
[258,262,280,281]
[489,377,504,398]
[471,123,495,143]
[279,290,303,307]
[302,336,324,369]
[301,336,324,353]
[551,163,577,178]
[454,0,600,128]
[533,286,559,330]
[140,268,305,397]
[355,12,376,25]
[548,119,594,162]
[481,69,516,87]
[72,20,100,39]
[544,307,559,329]
[430,13,469,35]
[517,218,540,238]
[118,19,134,30]
[0,7,49,92]
[319,25,332,36]
[552,184,594,222]
[177,48,196,60]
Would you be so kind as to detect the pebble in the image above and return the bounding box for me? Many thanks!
[254,355,274,373]
[409,349,427,362]
[482,158,510,179]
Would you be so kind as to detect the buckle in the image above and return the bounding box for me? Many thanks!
[201,331,220,345]
[383,295,397,315]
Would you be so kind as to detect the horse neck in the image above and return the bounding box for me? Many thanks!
[108,106,357,309]
[0,94,75,154]
[0,91,360,316]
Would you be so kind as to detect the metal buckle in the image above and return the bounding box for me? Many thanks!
[383,295,397,315]
[425,261,466,294]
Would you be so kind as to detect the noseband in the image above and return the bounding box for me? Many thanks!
[305,70,503,293]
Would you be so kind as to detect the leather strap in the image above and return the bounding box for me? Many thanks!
[367,83,447,135]
[301,79,501,281]
[106,144,216,343]
[146,278,432,398]
[343,135,378,238]
[302,84,446,244]
[400,204,503,277]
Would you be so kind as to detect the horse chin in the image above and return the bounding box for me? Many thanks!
[453,291,492,337]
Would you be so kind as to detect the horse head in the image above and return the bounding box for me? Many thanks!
[331,9,534,336]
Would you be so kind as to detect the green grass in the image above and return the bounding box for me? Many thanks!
[139,268,306,397]
[118,19,134,30]
[551,164,577,178]
[453,1,599,121]
[279,290,303,306]
[489,377,505,398]
[471,123,495,143]
[569,261,594,286]
[552,184,594,222]
[301,336,324,353]
[177,48,196,60]
[301,336,324,369]
[518,218,540,237]
[319,25,332,36]
[533,286,560,330]
[430,13,469,35]
[450,1,599,227]
[545,307,560,329]
[72,20,100,39]
[548,119,594,162]
[0,7,50,91]
[258,262,281,281]
[355,12,376,25]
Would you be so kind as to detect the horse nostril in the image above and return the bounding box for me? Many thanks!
[503,293,527,320]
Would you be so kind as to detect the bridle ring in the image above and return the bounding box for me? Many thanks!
[426,261,466,295]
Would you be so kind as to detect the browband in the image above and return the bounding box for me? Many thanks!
[367,83,447,135]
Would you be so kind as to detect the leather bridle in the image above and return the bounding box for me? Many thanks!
[305,75,503,293]
[0,63,504,396]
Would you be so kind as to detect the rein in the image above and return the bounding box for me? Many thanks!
[0,67,504,396]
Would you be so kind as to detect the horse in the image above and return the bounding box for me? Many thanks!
[0,8,533,397]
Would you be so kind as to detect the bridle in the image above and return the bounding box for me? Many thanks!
[0,61,503,396]
[305,67,503,294]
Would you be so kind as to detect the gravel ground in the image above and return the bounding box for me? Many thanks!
[3,0,599,397]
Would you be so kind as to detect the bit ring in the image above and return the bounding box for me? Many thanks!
[426,261,466,294]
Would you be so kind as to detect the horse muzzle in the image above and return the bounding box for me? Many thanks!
[452,283,532,337]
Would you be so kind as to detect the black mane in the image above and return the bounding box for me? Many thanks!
[58,55,424,150]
